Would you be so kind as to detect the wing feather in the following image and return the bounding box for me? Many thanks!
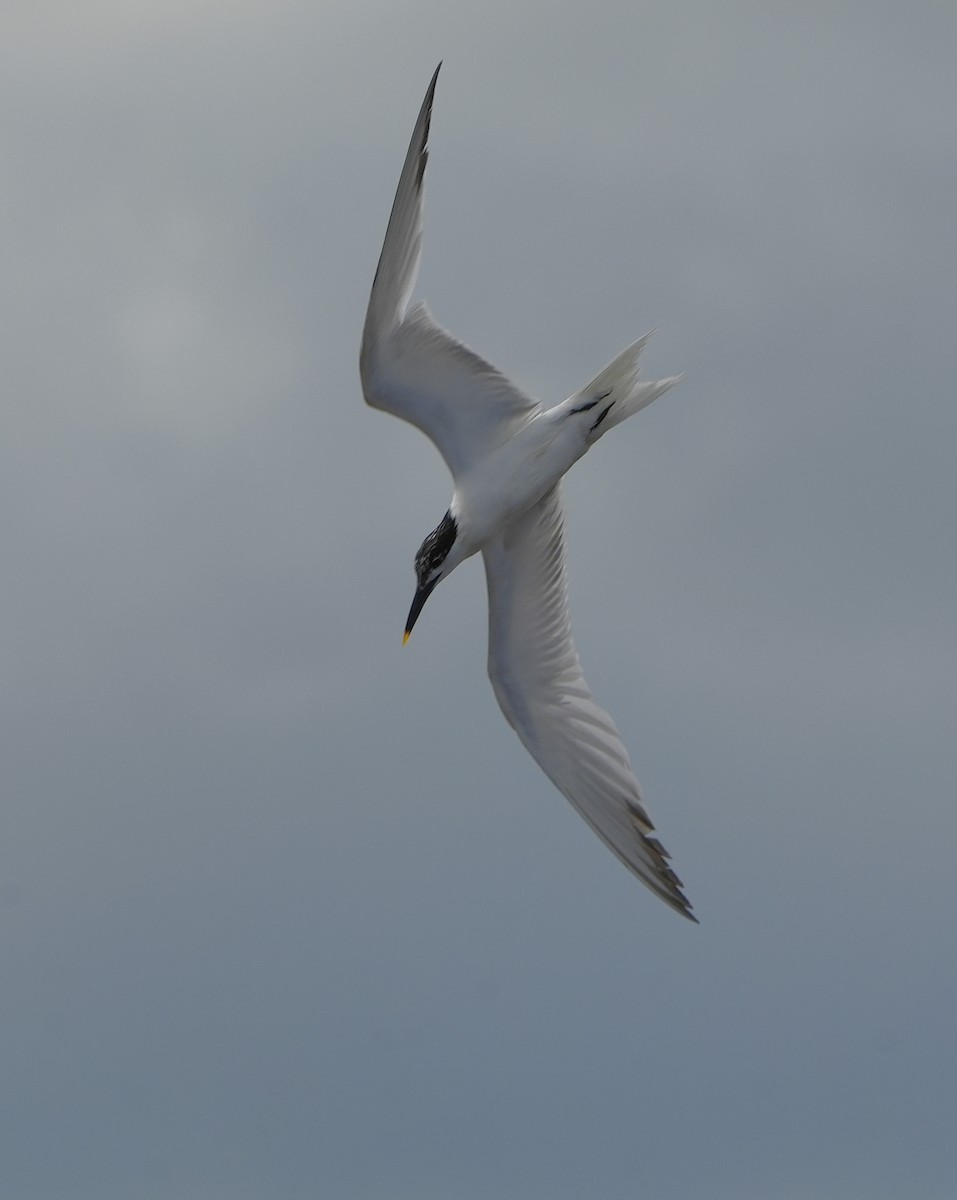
[360,65,539,480]
[483,486,696,919]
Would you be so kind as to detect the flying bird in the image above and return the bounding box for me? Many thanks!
[360,64,695,920]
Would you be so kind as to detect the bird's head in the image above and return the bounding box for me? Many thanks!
[404,510,459,644]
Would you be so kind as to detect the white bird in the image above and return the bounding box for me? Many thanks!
[360,65,695,921]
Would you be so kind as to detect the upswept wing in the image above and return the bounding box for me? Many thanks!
[360,64,540,481]
[483,486,696,919]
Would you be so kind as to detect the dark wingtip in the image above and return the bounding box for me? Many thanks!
[415,63,443,190]
[663,882,698,923]
[664,883,698,923]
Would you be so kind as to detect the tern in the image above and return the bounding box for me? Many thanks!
[360,65,695,920]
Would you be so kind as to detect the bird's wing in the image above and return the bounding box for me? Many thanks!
[360,63,540,481]
[483,485,696,920]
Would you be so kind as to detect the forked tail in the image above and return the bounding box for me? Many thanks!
[566,331,683,444]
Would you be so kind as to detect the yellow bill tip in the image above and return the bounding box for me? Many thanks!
[402,629,412,646]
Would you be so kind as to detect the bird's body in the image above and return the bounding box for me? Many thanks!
[360,64,695,921]
[451,406,591,554]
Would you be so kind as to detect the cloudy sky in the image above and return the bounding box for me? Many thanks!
[2,2,956,1197]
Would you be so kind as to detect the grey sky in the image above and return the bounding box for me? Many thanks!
[2,2,956,1197]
